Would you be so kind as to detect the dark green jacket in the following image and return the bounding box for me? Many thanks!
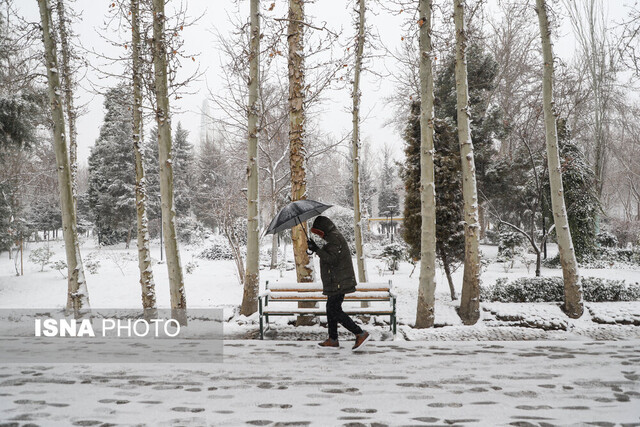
[312,216,357,296]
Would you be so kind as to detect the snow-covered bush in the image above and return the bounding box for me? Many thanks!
[483,277,564,302]
[50,260,67,278]
[29,246,54,271]
[596,231,618,248]
[177,217,209,244]
[381,243,406,272]
[496,229,526,264]
[197,235,235,260]
[482,276,640,302]
[581,277,640,302]
[185,260,199,274]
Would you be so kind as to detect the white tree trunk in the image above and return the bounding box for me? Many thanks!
[132,0,157,320]
[37,0,90,317]
[288,0,314,325]
[151,0,187,324]
[454,0,481,325]
[536,0,583,318]
[55,0,78,207]
[415,0,437,328]
[241,0,261,316]
[352,0,368,285]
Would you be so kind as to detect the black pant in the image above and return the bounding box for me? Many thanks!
[326,294,363,340]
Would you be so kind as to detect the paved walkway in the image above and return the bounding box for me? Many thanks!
[1,340,639,426]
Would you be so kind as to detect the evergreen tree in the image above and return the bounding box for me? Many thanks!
[544,120,599,261]
[402,102,465,298]
[87,84,136,245]
[193,134,225,230]
[172,121,195,216]
[378,149,400,217]
[434,44,503,193]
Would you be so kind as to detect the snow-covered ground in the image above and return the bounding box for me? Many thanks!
[1,340,639,425]
[1,239,640,425]
[1,238,639,341]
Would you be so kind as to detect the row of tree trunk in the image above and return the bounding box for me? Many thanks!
[415,0,583,327]
[37,0,187,323]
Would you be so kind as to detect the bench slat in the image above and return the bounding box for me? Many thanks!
[267,291,392,300]
[263,308,394,315]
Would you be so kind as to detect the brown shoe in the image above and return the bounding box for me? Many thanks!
[352,331,371,352]
[318,338,339,348]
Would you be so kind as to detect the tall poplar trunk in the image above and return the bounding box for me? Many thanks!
[151,0,187,324]
[536,0,583,318]
[132,0,157,320]
[415,0,437,328]
[55,0,78,206]
[37,0,90,317]
[454,0,481,325]
[352,0,368,285]
[288,0,314,325]
[241,0,260,316]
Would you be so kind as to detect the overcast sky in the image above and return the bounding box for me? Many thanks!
[16,0,631,167]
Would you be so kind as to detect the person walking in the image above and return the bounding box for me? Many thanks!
[306,215,370,351]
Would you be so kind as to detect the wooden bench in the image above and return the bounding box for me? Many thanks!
[258,280,396,339]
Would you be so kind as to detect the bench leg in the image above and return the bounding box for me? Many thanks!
[259,297,264,340]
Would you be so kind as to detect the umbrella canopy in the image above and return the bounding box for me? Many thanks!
[265,200,332,235]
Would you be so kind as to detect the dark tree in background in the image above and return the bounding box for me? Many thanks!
[402,102,464,300]
[544,120,599,262]
[434,44,504,195]
[88,84,136,245]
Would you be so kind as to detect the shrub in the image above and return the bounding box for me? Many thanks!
[596,231,618,248]
[497,229,526,263]
[581,277,640,302]
[381,243,405,272]
[197,235,235,260]
[50,260,68,278]
[482,276,640,302]
[185,260,199,274]
[29,246,54,271]
[177,217,209,244]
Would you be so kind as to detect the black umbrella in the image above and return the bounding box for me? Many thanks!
[265,199,332,239]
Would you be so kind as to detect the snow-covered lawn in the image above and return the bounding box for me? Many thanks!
[1,238,640,341]
[1,240,640,425]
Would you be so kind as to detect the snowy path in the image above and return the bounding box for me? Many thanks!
[1,340,639,426]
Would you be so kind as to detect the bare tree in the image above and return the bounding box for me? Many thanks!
[151,0,187,324]
[453,0,481,325]
[536,0,583,318]
[415,0,437,329]
[131,0,156,320]
[54,0,79,205]
[36,0,90,316]
[241,0,261,316]
[351,0,368,284]
[563,0,618,200]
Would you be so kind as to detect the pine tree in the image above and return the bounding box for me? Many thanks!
[172,121,195,217]
[193,135,225,230]
[88,84,136,245]
[402,103,464,301]
[378,149,400,218]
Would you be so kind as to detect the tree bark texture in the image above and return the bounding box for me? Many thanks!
[241,0,261,316]
[352,0,368,285]
[415,0,437,328]
[132,0,157,320]
[536,0,583,318]
[288,0,314,325]
[152,0,187,324]
[55,0,78,207]
[454,0,481,325]
[37,0,90,317]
